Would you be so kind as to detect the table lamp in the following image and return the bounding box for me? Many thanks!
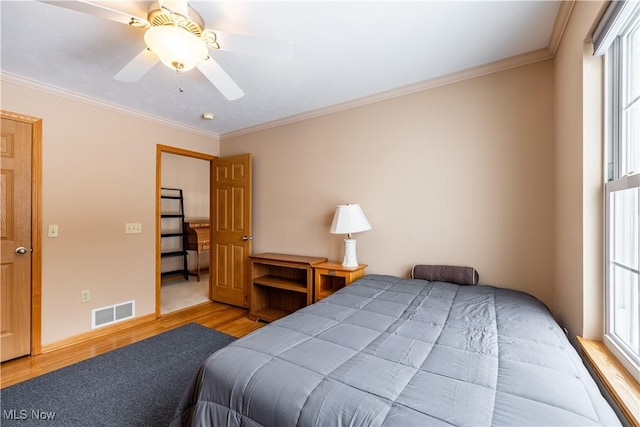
[330,204,371,267]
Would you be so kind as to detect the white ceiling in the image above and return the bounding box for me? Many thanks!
[0,1,562,137]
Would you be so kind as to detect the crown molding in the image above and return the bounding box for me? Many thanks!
[0,72,220,139]
[221,47,553,140]
[548,1,576,56]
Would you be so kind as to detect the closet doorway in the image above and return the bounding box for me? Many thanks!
[156,145,215,315]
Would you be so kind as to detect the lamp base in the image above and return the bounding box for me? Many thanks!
[342,238,359,268]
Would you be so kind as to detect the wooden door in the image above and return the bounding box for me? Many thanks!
[1,118,33,361]
[211,154,252,307]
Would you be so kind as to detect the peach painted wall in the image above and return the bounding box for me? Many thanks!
[222,60,556,312]
[553,0,606,339]
[1,78,219,344]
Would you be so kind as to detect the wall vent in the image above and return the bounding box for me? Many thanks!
[92,300,135,329]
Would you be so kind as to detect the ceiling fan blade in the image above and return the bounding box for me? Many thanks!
[38,0,149,26]
[114,49,159,82]
[214,31,293,59]
[197,57,244,101]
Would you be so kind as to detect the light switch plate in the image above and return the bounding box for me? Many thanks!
[48,224,59,237]
[125,223,142,234]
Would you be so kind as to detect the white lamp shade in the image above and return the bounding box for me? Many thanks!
[144,25,208,72]
[330,204,371,235]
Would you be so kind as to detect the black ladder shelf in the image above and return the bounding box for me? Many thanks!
[160,187,189,280]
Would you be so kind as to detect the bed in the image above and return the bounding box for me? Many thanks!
[171,269,621,426]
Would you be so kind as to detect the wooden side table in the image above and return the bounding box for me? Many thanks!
[314,262,367,302]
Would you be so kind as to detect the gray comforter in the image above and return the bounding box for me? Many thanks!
[172,274,621,426]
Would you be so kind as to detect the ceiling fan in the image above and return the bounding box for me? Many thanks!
[40,0,293,100]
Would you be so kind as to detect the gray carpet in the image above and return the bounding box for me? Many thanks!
[0,323,235,426]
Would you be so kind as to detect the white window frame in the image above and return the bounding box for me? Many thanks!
[605,175,640,382]
[602,1,640,383]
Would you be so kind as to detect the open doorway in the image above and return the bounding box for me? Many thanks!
[156,145,215,316]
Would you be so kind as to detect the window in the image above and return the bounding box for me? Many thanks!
[601,1,640,382]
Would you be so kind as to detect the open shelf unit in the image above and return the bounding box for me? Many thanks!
[249,253,327,322]
[160,187,188,280]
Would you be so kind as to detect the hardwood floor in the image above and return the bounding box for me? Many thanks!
[0,301,264,389]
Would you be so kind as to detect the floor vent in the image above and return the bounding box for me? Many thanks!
[92,300,135,329]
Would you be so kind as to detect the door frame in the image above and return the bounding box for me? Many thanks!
[155,144,216,317]
[1,110,43,356]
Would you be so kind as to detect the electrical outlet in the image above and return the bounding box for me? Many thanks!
[81,290,90,303]
[125,223,142,234]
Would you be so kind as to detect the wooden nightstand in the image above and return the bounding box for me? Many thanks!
[314,262,367,302]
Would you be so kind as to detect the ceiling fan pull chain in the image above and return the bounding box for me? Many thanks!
[177,70,184,93]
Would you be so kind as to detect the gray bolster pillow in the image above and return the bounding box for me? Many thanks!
[411,264,479,286]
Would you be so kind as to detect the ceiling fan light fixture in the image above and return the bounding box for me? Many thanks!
[144,25,207,72]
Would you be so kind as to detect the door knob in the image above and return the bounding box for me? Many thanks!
[15,247,28,255]
[241,236,253,241]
